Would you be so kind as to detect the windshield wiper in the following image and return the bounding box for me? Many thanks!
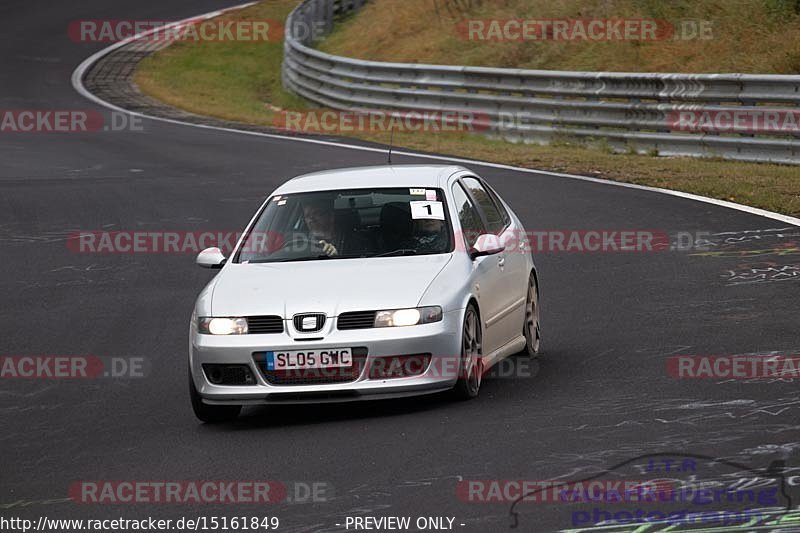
[278,255,336,262]
[375,248,419,257]
[246,255,332,263]
[247,254,368,264]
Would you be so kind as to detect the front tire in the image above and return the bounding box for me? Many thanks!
[453,304,483,400]
[189,372,241,423]
[523,273,541,357]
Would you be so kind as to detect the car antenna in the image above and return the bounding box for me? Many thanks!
[387,122,395,165]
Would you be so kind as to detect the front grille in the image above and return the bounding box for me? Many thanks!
[246,315,284,334]
[293,313,326,333]
[253,348,368,385]
[337,311,376,330]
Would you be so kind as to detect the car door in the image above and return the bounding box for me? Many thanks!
[450,180,506,358]
[460,176,526,350]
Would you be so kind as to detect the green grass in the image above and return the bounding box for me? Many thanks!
[134,0,800,217]
[135,0,310,125]
[319,0,800,73]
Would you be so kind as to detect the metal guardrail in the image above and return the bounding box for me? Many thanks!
[283,0,800,164]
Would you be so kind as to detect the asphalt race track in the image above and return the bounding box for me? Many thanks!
[2,1,799,532]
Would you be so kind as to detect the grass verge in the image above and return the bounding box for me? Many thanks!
[319,0,800,73]
[134,1,800,217]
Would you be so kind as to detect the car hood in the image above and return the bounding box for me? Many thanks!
[210,255,453,317]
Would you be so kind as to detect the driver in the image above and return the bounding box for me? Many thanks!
[301,196,370,257]
[302,197,340,256]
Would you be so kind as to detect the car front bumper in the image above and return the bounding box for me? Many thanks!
[189,310,463,405]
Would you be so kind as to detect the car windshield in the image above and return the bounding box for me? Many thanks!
[234,187,453,263]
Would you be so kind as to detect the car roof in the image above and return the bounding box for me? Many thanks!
[272,165,467,195]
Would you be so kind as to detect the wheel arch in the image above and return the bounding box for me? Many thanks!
[466,296,481,327]
[530,267,540,297]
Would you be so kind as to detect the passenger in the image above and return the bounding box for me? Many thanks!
[407,218,449,253]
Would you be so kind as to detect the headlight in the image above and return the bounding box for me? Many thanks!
[198,317,248,335]
[374,306,442,327]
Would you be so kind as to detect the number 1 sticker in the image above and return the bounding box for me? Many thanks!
[410,201,445,220]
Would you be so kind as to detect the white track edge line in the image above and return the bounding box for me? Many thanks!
[70,2,800,228]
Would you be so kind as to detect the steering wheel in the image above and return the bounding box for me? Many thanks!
[275,234,324,253]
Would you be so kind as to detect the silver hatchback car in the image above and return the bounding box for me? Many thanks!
[189,165,540,422]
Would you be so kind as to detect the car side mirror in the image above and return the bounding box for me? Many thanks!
[196,247,227,269]
[470,233,505,259]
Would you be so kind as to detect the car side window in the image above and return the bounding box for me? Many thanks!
[451,182,485,248]
[462,177,506,234]
[484,183,511,227]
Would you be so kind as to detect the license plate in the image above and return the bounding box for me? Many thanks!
[266,349,353,371]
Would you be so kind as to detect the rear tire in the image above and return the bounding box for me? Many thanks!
[453,304,483,400]
[189,371,241,423]
[523,273,541,357]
